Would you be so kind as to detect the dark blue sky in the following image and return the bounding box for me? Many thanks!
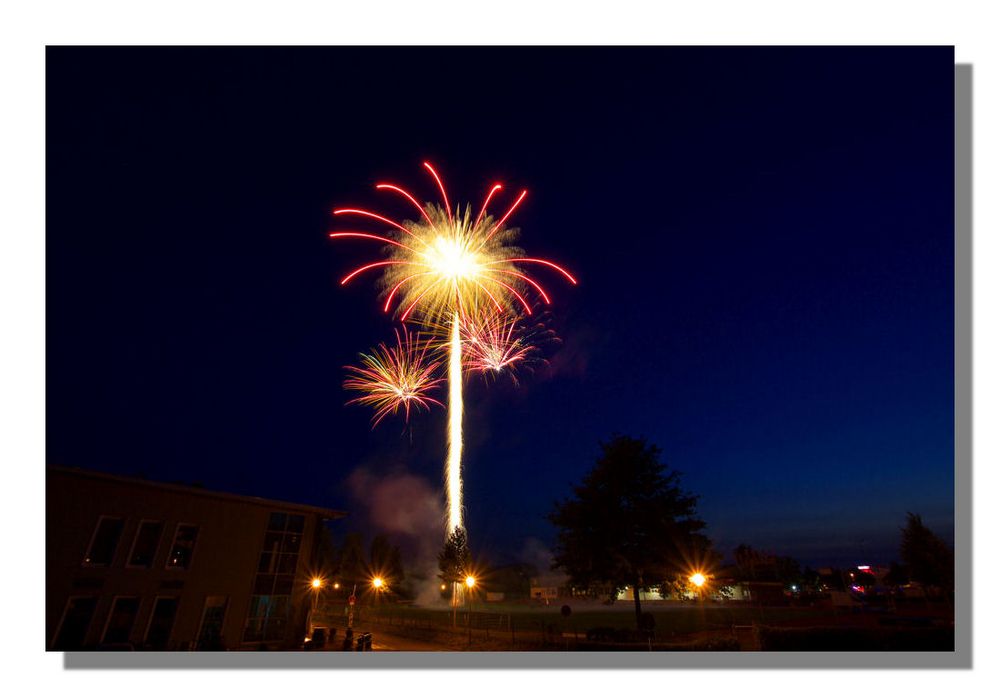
[47,47,954,568]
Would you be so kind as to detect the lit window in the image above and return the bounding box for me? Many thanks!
[165,524,199,570]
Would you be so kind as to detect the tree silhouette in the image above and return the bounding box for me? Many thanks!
[438,527,471,626]
[370,534,406,589]
[437,527,471,586]
[548,435,713,630]
[337,532,367,589]
[900,512,953,595]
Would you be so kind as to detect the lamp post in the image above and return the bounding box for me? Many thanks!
[465,575,476,646]
[308,577,323,637]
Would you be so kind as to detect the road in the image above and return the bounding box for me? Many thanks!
[369,630,454,651]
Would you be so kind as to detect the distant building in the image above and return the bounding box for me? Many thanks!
[615,586,664,602]
[47,466,345,650]
[530,585,560,601]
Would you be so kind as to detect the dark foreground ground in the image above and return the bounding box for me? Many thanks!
[310,597,954,651]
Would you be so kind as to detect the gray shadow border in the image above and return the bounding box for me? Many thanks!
[61,60,972,672]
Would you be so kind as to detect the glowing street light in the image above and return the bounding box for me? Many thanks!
[372,576,385,590]
[308,577,323,635]
[465,575,476,588]
[689,573,706,588]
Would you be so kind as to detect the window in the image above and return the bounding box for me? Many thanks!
[196,596,227,650]
[101,597,140,645]
[242,595,290,643]
[244,512,305,644]
[83,516,124,566]
[53,597,98,650]
[127,520,163,568]
[165,524,199,570]
[144,597,179,650]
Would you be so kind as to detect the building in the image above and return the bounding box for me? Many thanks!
[47,466,345,650]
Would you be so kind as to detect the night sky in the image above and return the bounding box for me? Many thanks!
[47,47,954,568]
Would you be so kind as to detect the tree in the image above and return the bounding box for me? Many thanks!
[369,534,406,590]
[438,527,471,626]
[900,512,954,594]
[548,435,712,630]
[337,532,367,589]
[438,527,471,585]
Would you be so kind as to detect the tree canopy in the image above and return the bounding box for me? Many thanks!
[438,527,471,585]
[548,435,714,628]
[900,512,954,593]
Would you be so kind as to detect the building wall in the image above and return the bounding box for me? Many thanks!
[46,468,342,650]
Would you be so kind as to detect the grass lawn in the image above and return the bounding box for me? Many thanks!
[357,601,829,636]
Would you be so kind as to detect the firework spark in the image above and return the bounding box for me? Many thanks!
[461,311,540,384]
[331,162,576,536]
[343,329,444,427]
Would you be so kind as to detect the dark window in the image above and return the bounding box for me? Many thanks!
[273,574,294,595]
[102,597,140,645]
[254,574,275,595]
[242,595,291,644]
[84,517,124,566]
[128,521,163,567]
[53,597,98,650]
[166,524,198,569]
[246,512,308,644]
[281,533,301,553]
[196,597,227,650]
[277,553,297,574]
[267,512,287,531]
[144,597,178,650]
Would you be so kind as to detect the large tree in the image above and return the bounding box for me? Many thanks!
[900,512,954,595]
[548,435,713,629]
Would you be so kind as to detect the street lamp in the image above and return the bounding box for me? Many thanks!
[689,572,706,588]
[372,576,384,590]
[308,577,323,636]
[464,575,477,645]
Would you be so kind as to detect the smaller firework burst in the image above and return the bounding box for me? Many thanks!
[461,311,551,385]
[344,328,445,427]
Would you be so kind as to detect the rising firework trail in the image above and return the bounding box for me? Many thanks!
[332,162,576,536]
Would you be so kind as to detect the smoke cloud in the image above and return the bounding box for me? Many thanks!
[346,465,448,606]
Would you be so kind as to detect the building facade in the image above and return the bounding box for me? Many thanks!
[47,467,344,650]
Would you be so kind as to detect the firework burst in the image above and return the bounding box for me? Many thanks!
[461,311,545,385]
[332,162,576,321]
[331,162,576,537]
[343,328,444,427]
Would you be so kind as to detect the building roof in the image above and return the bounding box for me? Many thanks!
[48,466,347,520]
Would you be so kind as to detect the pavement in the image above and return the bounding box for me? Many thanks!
[370,630,454,651]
